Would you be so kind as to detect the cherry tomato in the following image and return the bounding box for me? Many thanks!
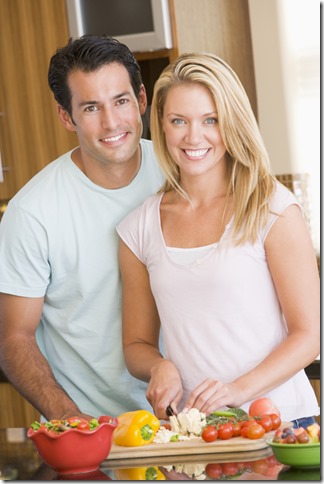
[205,463,222,479]
[248,398,281,418]
[98,415,115,424]
[77,421,90,431]
[269,413,281,430]
[67,417,81,425]
[161,423,172,431]
[247,423,266,440]
[221,462,239,476]
[218,422,234,440]
[202,425,218,442]
[240,426,249,438]
[258,415,273,432]
[241,418,257,429]
[232,421,243,437]
[251,458,269,475]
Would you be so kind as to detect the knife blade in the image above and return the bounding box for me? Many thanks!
[166,405,175,417]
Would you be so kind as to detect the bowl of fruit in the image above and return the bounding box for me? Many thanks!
[27,415,118,475]
[267,423,320,469]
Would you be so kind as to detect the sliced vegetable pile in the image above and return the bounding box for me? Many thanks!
[29,415,116,433]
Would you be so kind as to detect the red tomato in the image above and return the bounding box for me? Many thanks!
[218,423,234,440]
[221,462,239,476]
[258,415,273,432]
[269,413,281,430]
[240,426,249,438]
[98,415,115,424]
[241,418,257,429]
[246,423,266,440]
[161,423,172,431]
[251,458,269,475]
[202,425,218,442]
[232,421,243,437]
[248,398,281,418]
[67,417,81,425]
[205,463,222,479]
[77,421,90,431]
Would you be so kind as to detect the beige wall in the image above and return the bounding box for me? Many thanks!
[172,0,258,118]
[248,0,292,173]
[249,0,320,252]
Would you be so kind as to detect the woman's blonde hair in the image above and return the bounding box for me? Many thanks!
[150,53,276,244]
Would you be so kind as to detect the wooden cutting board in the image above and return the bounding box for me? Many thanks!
[107,429,279,461]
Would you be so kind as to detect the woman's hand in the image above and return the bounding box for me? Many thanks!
[146,359,183,419]
[182,379,244,415]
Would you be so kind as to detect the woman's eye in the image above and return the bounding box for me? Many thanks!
[171,118,185,125]
[205,117,217,124]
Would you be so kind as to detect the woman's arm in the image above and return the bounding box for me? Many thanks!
[119,239,183,417]
[183,204,320,413]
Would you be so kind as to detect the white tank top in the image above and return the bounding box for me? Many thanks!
[117,182,319,421]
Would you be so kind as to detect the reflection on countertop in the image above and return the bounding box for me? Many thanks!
[0,427,321,481]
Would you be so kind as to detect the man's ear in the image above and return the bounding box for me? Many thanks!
[57,105,76,132]
[138,84,148,116]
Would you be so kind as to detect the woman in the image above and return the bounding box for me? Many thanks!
[116,53,320,426]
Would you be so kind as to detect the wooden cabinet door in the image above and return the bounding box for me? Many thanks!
[0,0,76,201]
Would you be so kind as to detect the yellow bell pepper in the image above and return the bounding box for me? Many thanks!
[113,409,160,446]
[114,466,166,480]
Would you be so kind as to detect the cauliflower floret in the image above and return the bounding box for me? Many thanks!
[176,408,206,436]
[153,408,206,444]
[153,427,192,443]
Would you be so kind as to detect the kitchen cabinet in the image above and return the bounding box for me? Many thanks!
[0,0,76,201]
[0,383,39,428]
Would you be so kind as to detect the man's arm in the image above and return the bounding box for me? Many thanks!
[0,293,91,420]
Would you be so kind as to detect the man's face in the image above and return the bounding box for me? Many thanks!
[62,62,147,169]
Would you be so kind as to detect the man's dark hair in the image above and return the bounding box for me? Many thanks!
[48,34,143,116]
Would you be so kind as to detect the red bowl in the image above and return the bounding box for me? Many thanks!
[27,420,118,475]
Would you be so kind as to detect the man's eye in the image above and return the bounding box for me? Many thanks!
[116,98,129,106]
[84,105,99,112]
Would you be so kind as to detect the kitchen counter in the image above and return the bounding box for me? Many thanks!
[0,428,320,481]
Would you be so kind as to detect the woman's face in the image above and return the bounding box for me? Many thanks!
[162,83,227,179]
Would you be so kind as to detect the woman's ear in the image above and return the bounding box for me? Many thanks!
[57,105,76,132]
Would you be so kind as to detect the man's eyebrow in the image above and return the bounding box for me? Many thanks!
[78,100,99,107]
[78,91,132,108]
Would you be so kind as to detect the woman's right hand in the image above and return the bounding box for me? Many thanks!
[146,359,183,419]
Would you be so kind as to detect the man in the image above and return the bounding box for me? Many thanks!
[0,35,164,420]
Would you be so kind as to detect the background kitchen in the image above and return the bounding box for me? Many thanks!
[0,0,320,427]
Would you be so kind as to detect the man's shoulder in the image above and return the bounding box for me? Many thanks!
[10,151,73,205]
[139,138,164,183]
[140,138,155,158]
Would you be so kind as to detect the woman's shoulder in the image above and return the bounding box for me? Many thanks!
[270,180,300,212]
[118,193,162,230]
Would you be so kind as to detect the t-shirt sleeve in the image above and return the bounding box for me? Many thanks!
[116,203,146,264]
[261,181,302,242]
[0,202,50,296]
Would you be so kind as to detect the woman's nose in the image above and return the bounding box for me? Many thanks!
[185,123,203,144]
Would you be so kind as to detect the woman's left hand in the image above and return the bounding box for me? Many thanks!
[182,378,243,415]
